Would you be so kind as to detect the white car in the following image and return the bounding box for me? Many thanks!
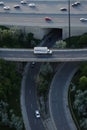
[72,1,81,7]
[14,4,20,9]
[71,3,77,7]
[28,3,35,7]
[3,6,10,10]
[20,0,27,4]
[35,110,40,118]
[0,1,4,5]
[80,18,87,22]
[75,1,80,5]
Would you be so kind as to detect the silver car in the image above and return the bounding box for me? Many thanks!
[28,3,36,7]
[80,18,87,22]
[3,6,10,10]
[20,0,27,4]
[0,1,4,5]
[35,110,40,118]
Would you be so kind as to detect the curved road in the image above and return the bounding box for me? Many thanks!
[24,62,45,130]
[0,1,86,130]
[22,31,59,130]
[49,62,79,130]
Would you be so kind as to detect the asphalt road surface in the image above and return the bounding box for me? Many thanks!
[24,62,45,130]
[23,30,59,130]
[0,13,87,27]
[0,48,87,62]
[0,1,87,27]
[0,0,87,14]
[49,62,79,130]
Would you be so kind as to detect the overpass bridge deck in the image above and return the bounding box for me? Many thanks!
[0,48,87,62]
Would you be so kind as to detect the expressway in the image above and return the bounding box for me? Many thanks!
[0,13,87,27]
[0,48,87,62]
[0,0,87,27]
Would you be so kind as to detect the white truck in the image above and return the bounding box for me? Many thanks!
[34,47,52,54]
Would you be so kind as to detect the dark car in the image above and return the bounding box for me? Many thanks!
[14,5,20,9]
[60,7,67,11]
[31,62,35,68]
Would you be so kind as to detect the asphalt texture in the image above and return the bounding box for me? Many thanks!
[49,62,79,130]
[24,62,45,130]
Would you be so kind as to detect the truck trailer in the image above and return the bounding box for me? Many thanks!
[34,47,52,54]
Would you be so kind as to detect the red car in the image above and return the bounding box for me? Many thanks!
[45,17,52,21]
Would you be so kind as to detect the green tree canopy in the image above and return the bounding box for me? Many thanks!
[79,76,87,90]
[54,40,66,49]
[77,34,87,48]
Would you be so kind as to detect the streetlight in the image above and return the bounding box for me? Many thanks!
[68,0,71,44]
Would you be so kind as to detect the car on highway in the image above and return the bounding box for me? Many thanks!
[28,3,36,7]
[45,17,52,21]
[75,1,80,5]
[35,110,40,118]
[72,1,81,7]
[0,1,4,5]
[72,3,78,7]
[14,4,20,9]
[3,6,10,10]
[80,18,87,22]
[20,0,27,4]
[31,61,35,68]
[60,7,67,11]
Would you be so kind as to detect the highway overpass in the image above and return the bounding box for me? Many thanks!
[0,48,87,62]
[0,0,87,39]
[0,0,87,28]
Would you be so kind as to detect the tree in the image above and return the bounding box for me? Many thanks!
[10,114,23,130]
[79,76,87,90]
[37,63,53,97]
[54,40,66,49]
[2,29,12,45]
[38,80,48,96]
[77,34,87,48]
[0,100,23,130]
[74,90,87,116]
[74,90,87,130]
[80,64,87,77]
[40,63,53,79]
[80,118,87,129]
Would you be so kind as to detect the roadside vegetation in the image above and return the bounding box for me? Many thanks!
[0,27,41,48]
[0,59,25,130]
[53,40,67,49]
[0,25,87,129]
[69,62,87,130]
[54,33,87,49]
[0,25,41,130]
[65,33,87,48]
[36,62,57,118]
[38,33,87,127]
[65,33,87,130]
